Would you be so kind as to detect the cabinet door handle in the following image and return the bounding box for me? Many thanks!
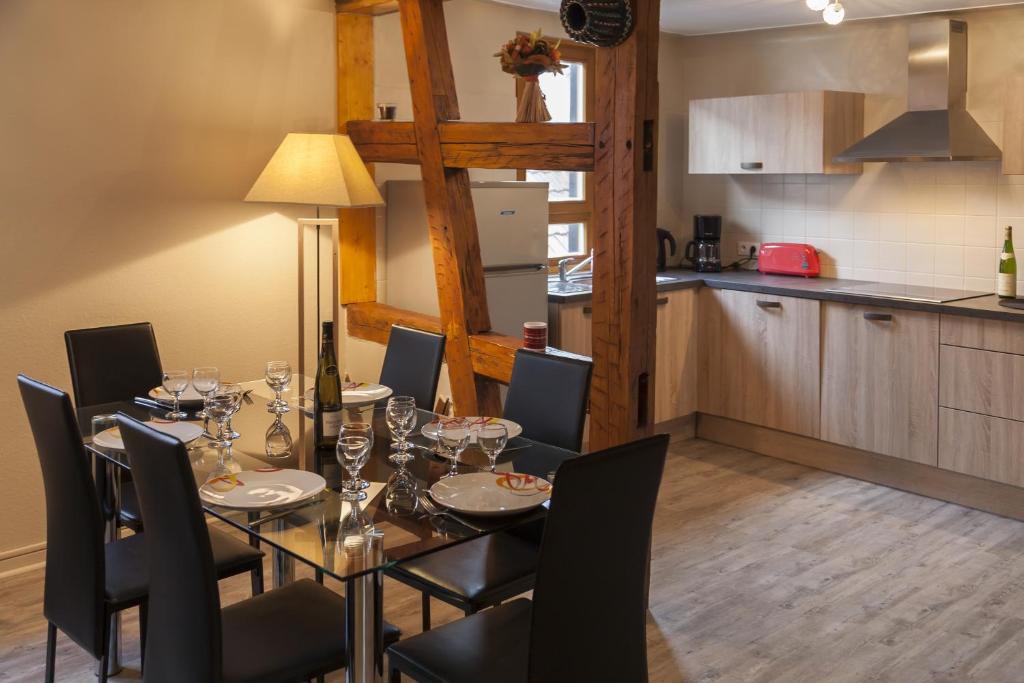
[657,297,669,306]
[582,306,592,316]
[741,162,764,171]
[756,300,781,309]
[864,312,892,322]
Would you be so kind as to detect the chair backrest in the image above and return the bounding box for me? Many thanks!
[17,375,106,657]
[118,415,222,683]
[528,434,668,682]
[502,350,592,452]
[378,325,446,411]
[64,322,163,407]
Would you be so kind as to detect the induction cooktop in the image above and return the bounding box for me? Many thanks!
[824,282,992,304]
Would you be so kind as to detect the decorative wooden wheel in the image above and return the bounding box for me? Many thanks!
[560,0,634,47]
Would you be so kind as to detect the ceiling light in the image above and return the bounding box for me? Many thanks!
[823,1,845,25]
[806,0,828,10]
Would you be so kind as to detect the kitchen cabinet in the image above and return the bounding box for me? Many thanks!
[939,345,1024,422]
[939,408,1024,487]
[1004,75,1024,175]
[548,288,697,424]
[688,91,864,175]
[940,314,1024,354]
[698,288,820,437]
[820,303,938,465]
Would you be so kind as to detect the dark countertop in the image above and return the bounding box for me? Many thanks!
[549,268,1024,323]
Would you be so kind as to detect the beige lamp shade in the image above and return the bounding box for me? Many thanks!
[245,133,384,208]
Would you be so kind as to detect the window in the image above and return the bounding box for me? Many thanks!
[517,40,595,270]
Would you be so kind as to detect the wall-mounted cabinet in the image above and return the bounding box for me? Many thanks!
[1004,76,1024,175]
[688,91,864,175]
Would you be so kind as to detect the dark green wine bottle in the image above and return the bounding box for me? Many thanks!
[314,321,343,449]
[999,226,1017,299]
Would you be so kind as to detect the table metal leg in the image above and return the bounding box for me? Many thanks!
[271,517,295,588]
[344,535,383,683]
[101,461,123,677]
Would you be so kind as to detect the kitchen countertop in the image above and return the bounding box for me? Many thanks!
[549,268,1024,323]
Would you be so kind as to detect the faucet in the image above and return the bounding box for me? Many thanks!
[558,249,595,282]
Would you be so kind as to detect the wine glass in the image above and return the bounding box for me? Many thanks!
[205,383,242,448]
[265,361,292,413]
[191,367,220,424]
[265,415,293,458]
[437,418,470,479]
[161,370,189,421]
[477,423,508,473]
[337,422,373,501]
[385,396,417,463]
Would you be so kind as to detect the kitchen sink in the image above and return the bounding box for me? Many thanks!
[549,273,680,293]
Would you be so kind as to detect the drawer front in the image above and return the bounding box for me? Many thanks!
[940,315,1024,354]
[939,345,1024,421]
[939,408,1024,487]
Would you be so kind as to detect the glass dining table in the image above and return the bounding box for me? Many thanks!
[79,378,577,683]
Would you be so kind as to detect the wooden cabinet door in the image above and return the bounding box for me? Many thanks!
[551,302,592,357]
[698,288,820,437]
[757,92,822,174]
[820,303,938,465]
[654,289,697,423]
[688,96,758,174]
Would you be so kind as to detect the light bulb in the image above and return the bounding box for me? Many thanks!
[806,0,828,10]
[823,1,845,25]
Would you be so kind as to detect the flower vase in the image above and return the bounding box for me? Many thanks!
[516,76,551,123]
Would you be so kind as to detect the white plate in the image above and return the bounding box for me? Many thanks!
[93,421,205,451]
[300,383,393,414]
[199,468,327,510]
[149,385,205,404]
[420,417,522,442]
[429,472,551,517]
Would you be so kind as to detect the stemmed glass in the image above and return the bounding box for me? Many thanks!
[337,422,373,501]
[265,415,293,458]
[385,396,417,463]
[205,383,242,448]
[437,417,470,479]
[191,367,220,427]
[477,423,508,473]
[265,361,292,413]
[161,370,189,421]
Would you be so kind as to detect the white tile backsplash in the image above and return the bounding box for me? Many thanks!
[688,161,1023,291]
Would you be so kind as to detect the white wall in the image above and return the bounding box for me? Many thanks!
[678,5,1024,290]
[0,0,337,573]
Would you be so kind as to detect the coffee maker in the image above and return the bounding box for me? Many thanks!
[684,215,722,273]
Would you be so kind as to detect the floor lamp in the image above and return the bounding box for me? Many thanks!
[244,133,384,384]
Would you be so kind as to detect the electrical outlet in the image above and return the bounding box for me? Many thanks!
[737,241,760,258]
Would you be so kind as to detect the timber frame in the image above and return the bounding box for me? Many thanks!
[336,0,660,447]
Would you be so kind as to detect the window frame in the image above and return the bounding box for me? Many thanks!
[515,38,596,271]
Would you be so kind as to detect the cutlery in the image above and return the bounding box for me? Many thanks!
[133,396,166,410]
[417,492,487,532]
[241,389,255,406]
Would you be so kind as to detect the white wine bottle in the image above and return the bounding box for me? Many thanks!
[999,226,1017,299]
[314,321,343,449]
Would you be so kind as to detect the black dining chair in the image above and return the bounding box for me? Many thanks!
[118,414,401,683]
[379,325,446,411]
[17,376,266,683]
[65,322,163,530]
[384,350,592,630]
[387,433,669,683]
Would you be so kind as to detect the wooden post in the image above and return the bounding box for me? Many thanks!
[396,0,502,416]
[589,0,661,449]
[337,12,378,304]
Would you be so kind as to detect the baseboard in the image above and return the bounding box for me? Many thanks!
[0,541,46,580]
[697,413,1024,522]
[656,413,696,443]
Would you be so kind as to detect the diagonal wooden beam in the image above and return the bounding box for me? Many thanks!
[397,0,502,416]
[589,0,661,449]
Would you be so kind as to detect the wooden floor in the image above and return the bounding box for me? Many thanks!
[4,438,1024,682]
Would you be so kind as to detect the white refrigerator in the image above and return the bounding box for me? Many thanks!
[384,180,550,337]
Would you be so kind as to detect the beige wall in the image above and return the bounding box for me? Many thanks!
[340,0,688,394]
[679,6,1024,290]
[0,0,337,573]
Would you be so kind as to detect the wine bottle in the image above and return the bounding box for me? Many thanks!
[999,226,1017,299]
[314,321,343,449]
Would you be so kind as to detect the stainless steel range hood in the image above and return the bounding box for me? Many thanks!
[834,19,1001,163]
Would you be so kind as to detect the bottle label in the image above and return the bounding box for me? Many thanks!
[322,409,343,439]
[998,273,1016,298]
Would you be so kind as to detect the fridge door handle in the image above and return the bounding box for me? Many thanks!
[483,263,549,274]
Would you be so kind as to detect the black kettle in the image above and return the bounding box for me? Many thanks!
[657,228,677,272]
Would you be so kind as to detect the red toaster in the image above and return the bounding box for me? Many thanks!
[757,243,820,277]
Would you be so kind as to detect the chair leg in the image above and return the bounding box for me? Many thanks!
[421,593,431,632]
[390,666,402,683]
[44,622,56,683]
[139,602,148,670]
[98,653,109,683]
[315,568,324,585]
[252,562,265,596]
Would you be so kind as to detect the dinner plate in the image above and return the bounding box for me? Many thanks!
[429,472,551,517]
[93,420,205,451]
[420,417,522,441]
[149,385,205,407]
[300,382,393,414]
[199,468,327,510]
